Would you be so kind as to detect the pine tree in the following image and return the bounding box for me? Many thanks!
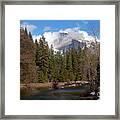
[20,28,37,84]
[66,50,74,82]
[71,48,78,81]
[43,42,49,82]
[35,39,38,47]
[28,31,33,42]
[48,45,55,82]
[24,27,28,36]
[21,25,100,92]
[35,36,49,82]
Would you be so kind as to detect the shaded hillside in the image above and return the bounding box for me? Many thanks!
[20,28,37,83]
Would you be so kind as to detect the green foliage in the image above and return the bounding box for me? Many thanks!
[35,37,100,84]
[35,36,49,82]
[21,27,100,91]
[28,31,33,42]
[24,27,28,36]
[20,28,37,83]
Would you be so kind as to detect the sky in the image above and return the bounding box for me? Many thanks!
[20,20,100,49]
[20,20,100,38]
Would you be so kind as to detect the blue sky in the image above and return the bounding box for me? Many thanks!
[20,20,100,39]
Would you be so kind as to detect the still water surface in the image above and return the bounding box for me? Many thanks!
[20,86,98,100]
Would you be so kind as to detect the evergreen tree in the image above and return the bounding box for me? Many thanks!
[21,26,100,95]
[35,36,49,82]
[35,39,38,47]
[20,28,37,83]
[28,31,33,42]
[24,27,28,36]
[71,48,78,81]
[48,45,55,82]
[66,50,74,82]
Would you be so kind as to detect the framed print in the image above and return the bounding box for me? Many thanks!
[0,0,119,119]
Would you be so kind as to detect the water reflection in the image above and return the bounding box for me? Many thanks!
[20,86,99,100]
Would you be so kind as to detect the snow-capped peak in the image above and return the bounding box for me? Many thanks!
[33,27,99,51]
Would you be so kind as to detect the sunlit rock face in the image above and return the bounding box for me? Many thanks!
[44,31,97,52]
[56,39,86,52]
[33,28,99,52]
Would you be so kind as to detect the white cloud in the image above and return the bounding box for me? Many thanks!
[32,34,42,42]
[43,26,58,32]
[43,32,59,48]
[43,26,51,31]
[33,27,99,49]
[20,22,37,33]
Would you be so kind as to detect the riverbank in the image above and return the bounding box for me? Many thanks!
[20,81,89,90]
[21,82,52,90]
[20,81,99,100]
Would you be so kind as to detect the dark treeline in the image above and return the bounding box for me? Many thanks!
[20,27,100,89]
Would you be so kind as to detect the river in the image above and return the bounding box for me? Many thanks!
[20,86,99,100]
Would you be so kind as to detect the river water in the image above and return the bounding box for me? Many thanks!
[21,86,99,100]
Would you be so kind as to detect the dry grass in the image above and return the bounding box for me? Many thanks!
[20,82,52,90]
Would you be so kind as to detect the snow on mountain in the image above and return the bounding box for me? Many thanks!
[33,27,99,51]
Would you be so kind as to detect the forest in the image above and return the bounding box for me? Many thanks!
[20,27,100,99]
[35,36,100,83]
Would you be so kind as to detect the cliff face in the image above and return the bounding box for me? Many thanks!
[57,39,86,52]
[20,28,37,83]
